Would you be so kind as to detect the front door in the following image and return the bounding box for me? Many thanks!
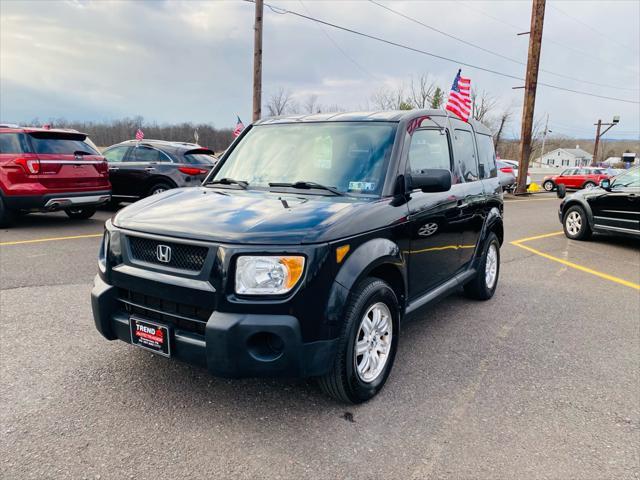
[104,145,132,197]
[589,168,640,233]
[406,128,465,298]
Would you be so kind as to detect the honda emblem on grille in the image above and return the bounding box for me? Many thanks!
[156,244,172,263]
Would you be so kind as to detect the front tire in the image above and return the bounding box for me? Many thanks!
[64,207,97,220]
[464,232,500,300]
[563,205,591,240]
[317,278,400,404]
[543,180,555,191]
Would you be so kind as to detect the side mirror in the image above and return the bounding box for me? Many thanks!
[408,169,452,193]
[599,179,611,190]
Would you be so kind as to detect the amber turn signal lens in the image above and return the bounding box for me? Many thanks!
[336,245,350,264]
[280,256,305,290]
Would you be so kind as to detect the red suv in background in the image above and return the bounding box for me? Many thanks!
[542,167,610,192]
[0,126,111,227]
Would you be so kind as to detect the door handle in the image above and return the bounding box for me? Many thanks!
[108,167,119,171]
[145,167,155,171]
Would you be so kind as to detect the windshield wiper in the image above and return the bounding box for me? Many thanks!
[269,181,346,196]
[207,177,249,189]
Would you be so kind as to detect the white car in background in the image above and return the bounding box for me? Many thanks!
[499,159,531,192]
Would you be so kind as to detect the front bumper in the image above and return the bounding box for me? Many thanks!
[4,190,111,211]
[91,275,338,378]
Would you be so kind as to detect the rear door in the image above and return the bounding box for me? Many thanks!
[451,126,486,266]
[118,144,173,197]
[27,132,109,192]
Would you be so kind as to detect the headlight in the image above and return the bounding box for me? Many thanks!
[235,256,305,295]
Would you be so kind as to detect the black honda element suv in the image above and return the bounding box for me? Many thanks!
[92,110,503,403]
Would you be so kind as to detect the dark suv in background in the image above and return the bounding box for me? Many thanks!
[92,110,503,403]
[103,140,217,203]
[1,126,110,227]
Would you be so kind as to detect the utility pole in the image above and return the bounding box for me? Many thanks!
[516,0,545,194]
[591,116,620,165]
[252,0,263,122]
[539,113,550,167]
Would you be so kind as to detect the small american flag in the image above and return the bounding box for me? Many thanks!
[232,116,245,138]
[445,69,471,122]
[135,128,144,141]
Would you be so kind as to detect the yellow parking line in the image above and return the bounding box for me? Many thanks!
[512,231,564,244]
[510,232,640,291]
[0,233,102,246]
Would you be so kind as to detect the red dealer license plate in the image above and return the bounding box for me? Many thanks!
[130,317,170,357]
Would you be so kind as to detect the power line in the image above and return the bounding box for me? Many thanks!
[298,0,378,80]
[254,1,639,105]
[368,0,638,92]
[549,2,639,53]
[456,0,639,75]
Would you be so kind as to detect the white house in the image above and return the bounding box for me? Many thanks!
[538,147,593,168]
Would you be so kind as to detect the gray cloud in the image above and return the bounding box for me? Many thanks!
[1,0,638,138]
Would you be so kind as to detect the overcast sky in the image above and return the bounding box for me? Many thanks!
[1,0,639,139]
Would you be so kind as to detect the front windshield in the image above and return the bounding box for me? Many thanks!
[212,122,397,196]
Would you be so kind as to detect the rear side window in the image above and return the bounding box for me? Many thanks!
[476,134,497,179]
[183,149,217,165]
[453,129,479,182]
[407,129,452,173]
[104,146,129,163]
[28,132,99,155]
[130,146,171,163]
[0,133,28,153]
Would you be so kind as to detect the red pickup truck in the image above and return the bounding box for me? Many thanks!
[542,167,610,192]
[0,126,111,227]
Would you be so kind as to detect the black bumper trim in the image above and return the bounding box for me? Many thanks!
[91,275,338,378]
[3,190,111,211]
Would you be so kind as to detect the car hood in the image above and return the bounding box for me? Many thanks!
[112,187,393,245]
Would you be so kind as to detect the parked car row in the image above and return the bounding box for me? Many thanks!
[0,126,218,226]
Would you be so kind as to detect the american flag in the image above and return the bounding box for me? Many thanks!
[135,128,144,141]
[232,116,245,138]
[445,69,471,122]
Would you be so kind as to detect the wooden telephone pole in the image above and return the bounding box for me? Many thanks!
[516,0,546,194]
[252,0,263,122]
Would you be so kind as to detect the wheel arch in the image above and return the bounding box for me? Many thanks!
[562,198,594,229]
[144,175,177,193]
[326,238,407,323]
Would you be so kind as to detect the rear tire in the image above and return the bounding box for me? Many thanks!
[543,180,555,191]
[464,232,500,301]
[64,207,97,220]
[147,182,173,196]
[563,205,591,240]
[583,181,596,190]
[0,196,16,228]
[317,278,400,404]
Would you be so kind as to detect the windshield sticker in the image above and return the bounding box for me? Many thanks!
[349,181,376,192]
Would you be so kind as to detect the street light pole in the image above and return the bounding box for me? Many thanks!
[592,116,619,166]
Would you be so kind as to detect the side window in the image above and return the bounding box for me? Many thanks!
[407,129,452,174]
[130,146,171,163]
[453,129,479,182]
[104,146,129,163]
[476,134,497,179]
[0,133,28,153]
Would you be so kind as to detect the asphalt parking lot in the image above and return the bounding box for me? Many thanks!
[1,194,639,479]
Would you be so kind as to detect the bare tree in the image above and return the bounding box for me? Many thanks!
[371,84,407,110]
[303,94,319,114]
[266,88,296,116]
[408,74,436,109]
[471,89,498,123]
[491,108,513,153]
